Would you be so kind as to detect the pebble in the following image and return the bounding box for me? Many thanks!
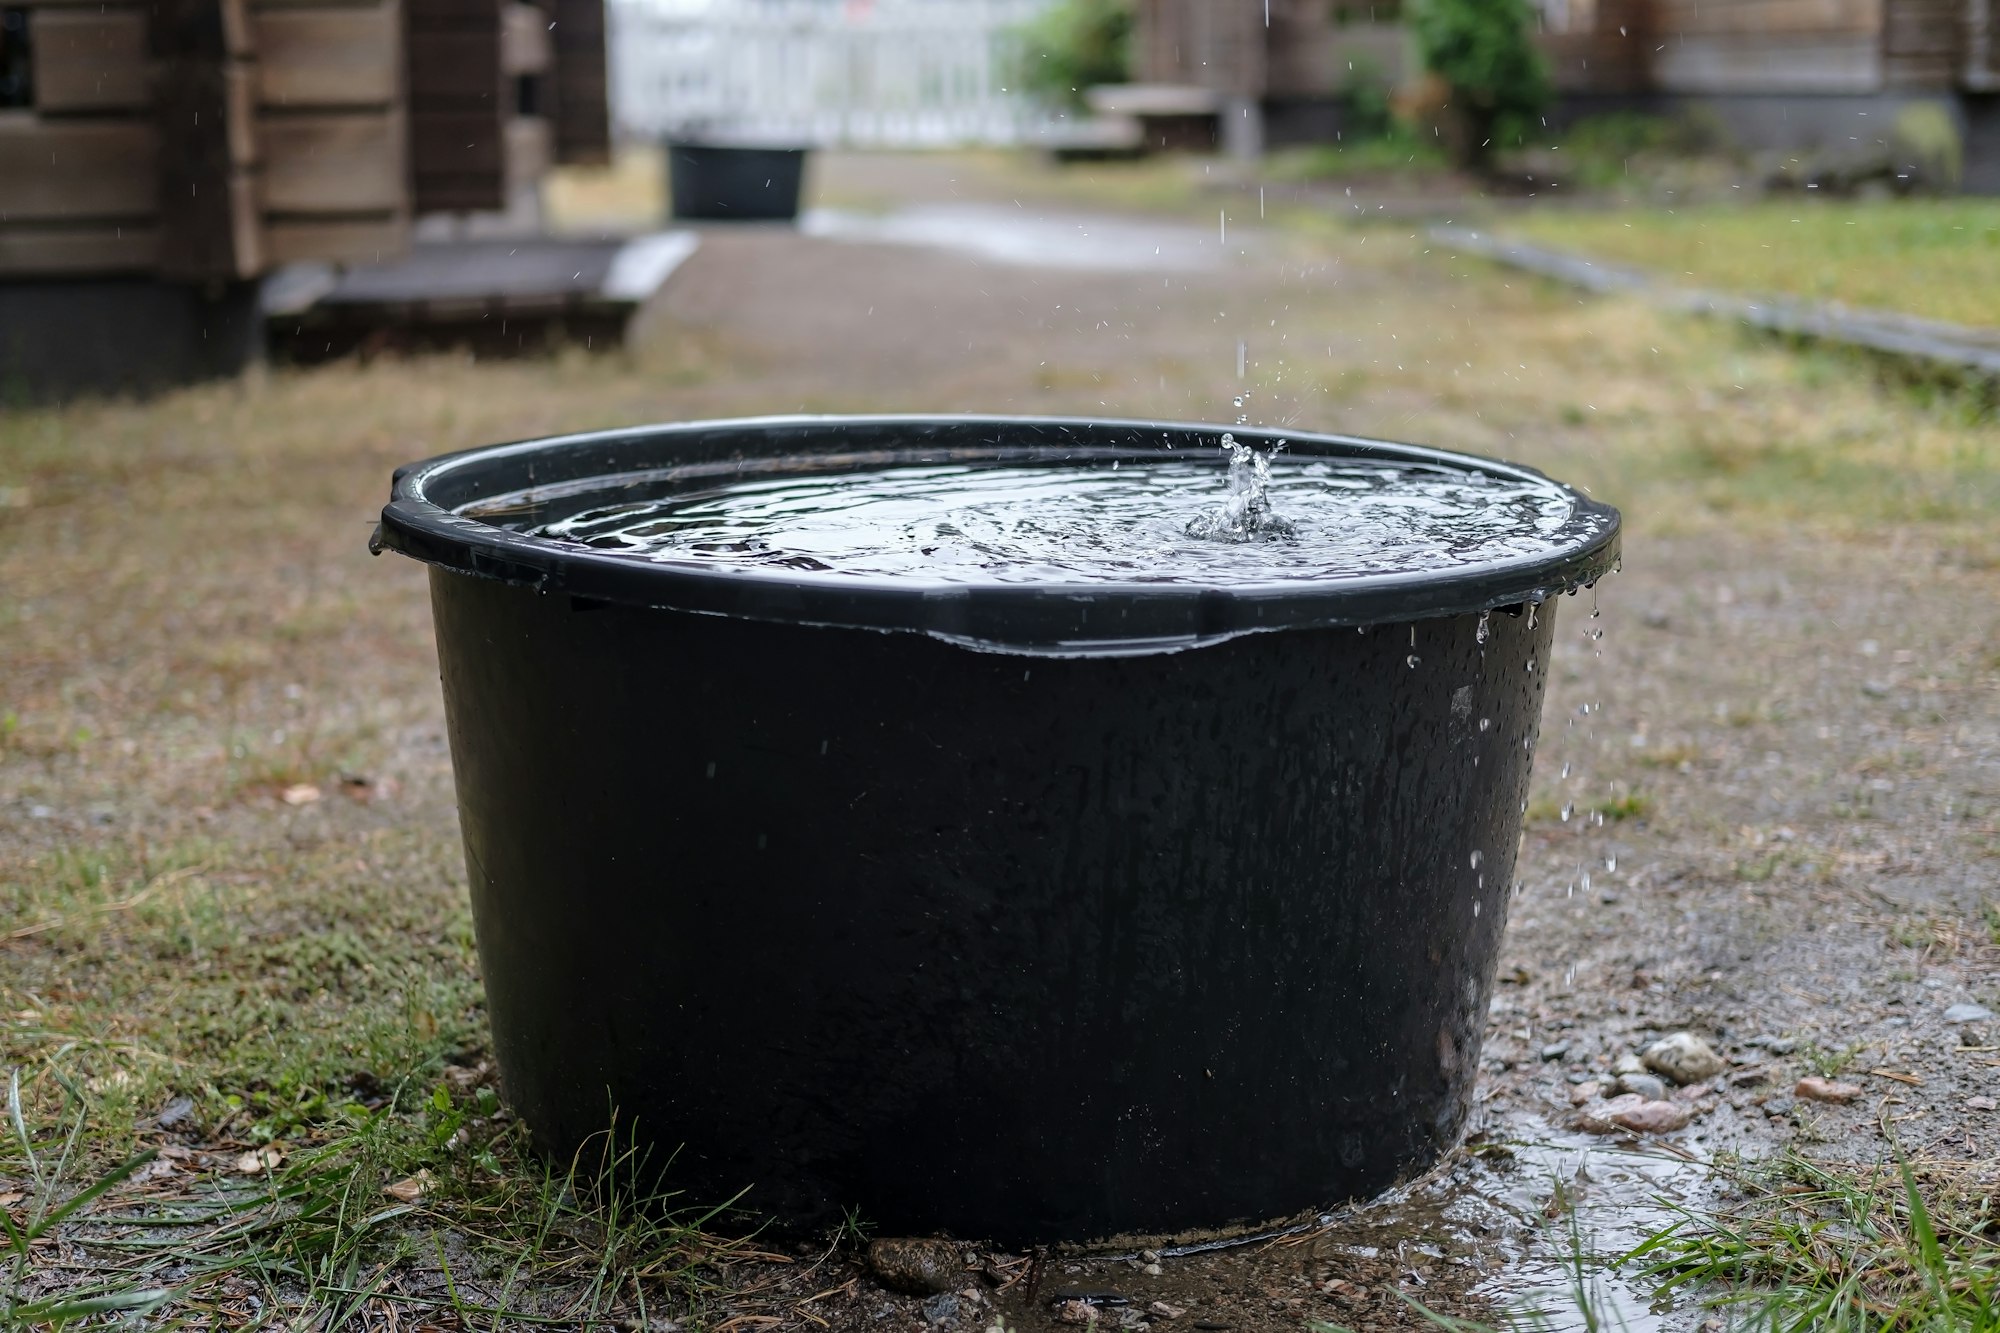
[922,1295,961,1326]
[1055,1300,1098,1325]
[1745,1034,1797,1055]
[1643,1032,1727,1085]
[1568,1080,1602,1107]
[1147,1302,1187,1321]
[1539,1043,1570,1062]
[1140,1263,1162,1277]
[1611,1052,1646,1076]
[868,1238,965,1295]
[1614,1072,1668,1101]
[1795,1077,1862,1104]
[1944,1003,1994,1024]
[1966,1096,1996,1112]
[1609,1099,1693,1134]
[1575,1093,1645,1134]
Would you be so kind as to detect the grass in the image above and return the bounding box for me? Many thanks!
[1507,201,2000,328]
[1632,1151,2000,1331]
[1264,131,1453,183]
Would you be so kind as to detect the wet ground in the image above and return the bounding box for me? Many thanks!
[603,156,1999,1332]
[4,150,1995,1330]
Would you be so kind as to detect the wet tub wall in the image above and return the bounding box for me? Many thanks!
[431,567,1557,1243]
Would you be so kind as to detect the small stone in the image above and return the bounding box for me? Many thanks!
[922,1294,961,1325]
[1138,1250,1160,1264]
[1965,1096,1996,1112]
[1147,1302,1186,1321]
[235,1146,285,1174]
[1539,1043,1570,1062]
[1673,1081,1713,1102]
[1055,1300,1098,1325]
[1944,1003,1994,1024]
[1611,1052,1646,1076]
[1795,1077,1862,1104]
[382,1169,434,1201]
[1609,1099,1693,1134]
[1614,1072,1668,1101]
[1568,1080,1602,1106]
[1745,1034,1796,1055]
[1642,1033,1727,1085]
[1141,1263,1162,1277]
[868,1239,965,1295]
[1575,1093,1646,1134]
[1729,1066,1768,1087]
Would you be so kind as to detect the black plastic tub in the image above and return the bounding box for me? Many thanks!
[373,415,1619,1245]
[666,142,808,221]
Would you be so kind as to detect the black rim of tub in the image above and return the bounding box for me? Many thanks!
[373,414,1621,655]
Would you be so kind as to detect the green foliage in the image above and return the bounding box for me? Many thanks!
[1408,0,1550,164]
[1011,0,1132,113]
[1891,102,1963,193]
[1341,53,1395,140]
[1630,1150,2000,1330]
[1263,127,1449,182]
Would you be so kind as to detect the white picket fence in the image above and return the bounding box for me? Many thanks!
[608,0,1058,146]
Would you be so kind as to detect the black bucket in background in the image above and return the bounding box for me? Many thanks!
[666,142,809,222]
[373,415,1621,1245]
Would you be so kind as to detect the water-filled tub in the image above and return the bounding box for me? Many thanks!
[373,415,1619,1244]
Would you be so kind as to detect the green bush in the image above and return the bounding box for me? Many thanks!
[1408,0,1549,166]
[1341,53,1395,140]
[1011,0,1132,113]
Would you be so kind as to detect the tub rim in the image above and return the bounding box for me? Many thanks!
[373,413,1621,656]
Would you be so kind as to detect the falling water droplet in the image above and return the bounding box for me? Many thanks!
[1561,762,1571,779]
[1407,654,1421,668]
[1605,854,1617,872]
[1560,802,1574,822]
[1478,717,1491,732]
[1476,609,1491,644]
[1470,849,1484,868]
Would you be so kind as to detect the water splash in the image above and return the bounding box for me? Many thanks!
[1184,433,1297,544]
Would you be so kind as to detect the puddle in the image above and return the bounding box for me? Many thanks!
[982,1116,1713,1333]
[798,203,1226,272]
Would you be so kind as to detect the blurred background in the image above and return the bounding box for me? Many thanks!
[0,0,1994,398]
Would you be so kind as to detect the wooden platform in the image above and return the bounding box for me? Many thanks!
[264,230,698,360]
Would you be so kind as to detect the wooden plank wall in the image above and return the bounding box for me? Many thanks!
[1131,0,1267,96]
[1543,0,1653,93]
[253,0,410,263]
[407,0,506,212]
[1880,0,1962,86]
[1,1,163,276]
[1637,0,1887,93]
[0,0,410,278]
[549,0,608,163]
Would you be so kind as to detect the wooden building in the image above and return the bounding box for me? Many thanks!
[1131,0,2000,187]
[0,0,609,395]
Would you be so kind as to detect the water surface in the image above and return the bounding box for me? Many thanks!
[520,442,1594,586]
